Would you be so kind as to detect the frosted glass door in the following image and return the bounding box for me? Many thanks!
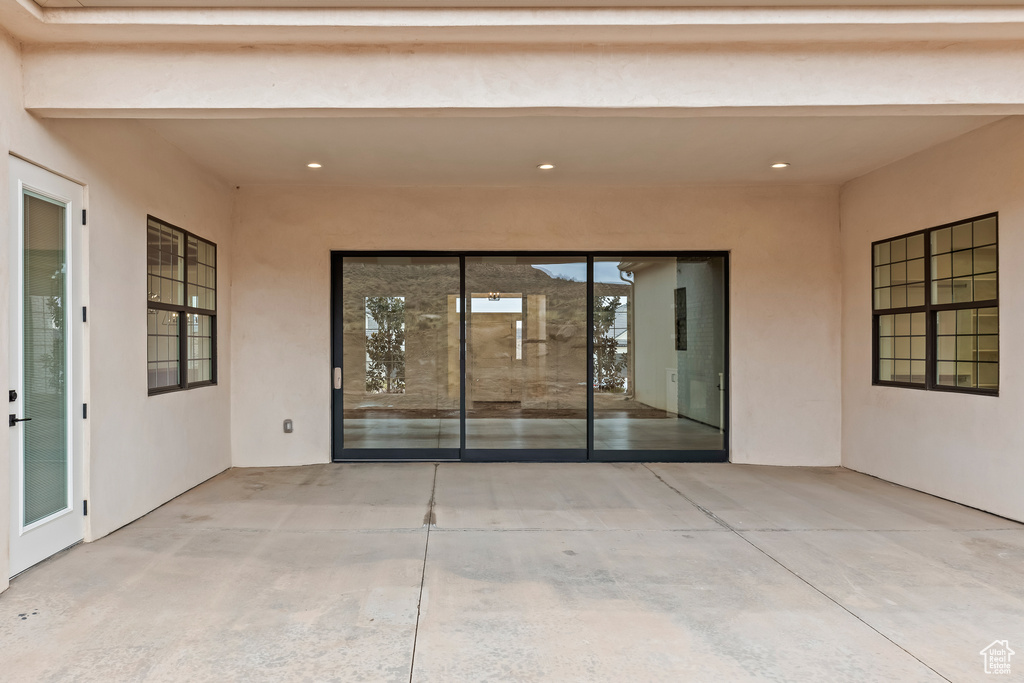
[21,191,70,525]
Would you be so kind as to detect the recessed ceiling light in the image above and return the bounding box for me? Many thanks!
[771,162,790,169]
[307,162,322,169]
[537,163,555,170]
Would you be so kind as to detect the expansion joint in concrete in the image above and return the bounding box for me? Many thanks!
[408,463,438,683]
[640,463,953,683]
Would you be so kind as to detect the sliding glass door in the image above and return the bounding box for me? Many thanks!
[331,252,728,462]
[591,256,727,460]
[464,256,588,460]
[337,256,461,458]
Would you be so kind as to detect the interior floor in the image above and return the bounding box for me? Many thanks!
[342,416,723,450]
[2,463,1020,682]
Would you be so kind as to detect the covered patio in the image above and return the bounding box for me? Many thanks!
[1,463,1020,682]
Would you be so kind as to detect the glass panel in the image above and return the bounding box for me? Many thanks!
[952,277,973,303]
[957,308,977,334]
[874,265,890,288]
[187,314,214,383]
[894,360,911,382]
[148,309,180,390]
[890,285,907,308]
[593,256,726,451]
[936,361,957,386]
[952,222,973,251]
[878,336,893,358]
[978,335,998,362]
[956,336,976,361]
[974,272,997,301]
[910,360,926,384]
[878,359,894,382]
[874,242,890,265]
[907,234,925,260]
[890,238,906,262]
[932,254,951,280]
[933,279,952,304]
[203,287,217,311]
[906,258,924,282]
[890,261,907,285]
[956,362,975,388]
[878,314,894,336]
[978,307,998,334]
[907,283,925,307]
[187,236,199,293]
[465,256,586,449]
[937,336,955,361]
[894,337,910,359]
[951,250,973,278]
[932,227,951,255]
[874,288,890,310]
[22,192,69,524]
[342,257,460,449]
[146,218,184,306]
[974,217,997,247]
[978,363,998,390]
[911,312,926,336]
[911,336,926,360]
[895,313,911,336]
[973,245,997,274]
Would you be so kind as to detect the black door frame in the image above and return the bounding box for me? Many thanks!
[331,251,729,463]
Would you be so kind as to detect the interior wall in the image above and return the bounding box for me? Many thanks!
[231,184,842,468]
[0,28,233,589]
[676,259,726,429]
[632,261,676,414]
[841,116,1024,522]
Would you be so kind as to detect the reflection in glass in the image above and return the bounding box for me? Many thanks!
[465,257,587,449]
[342,257,460,448]
[593,257,726,450]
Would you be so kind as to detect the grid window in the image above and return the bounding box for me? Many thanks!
[147,216,217,393]
[935,307,998,390]
[187,314,214,384]
[873,233,925,310]
[877,312,926,384]
[873,214,997,395]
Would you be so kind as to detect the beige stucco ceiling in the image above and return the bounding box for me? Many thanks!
[141,115,1002,186]
[32,0,1024,6]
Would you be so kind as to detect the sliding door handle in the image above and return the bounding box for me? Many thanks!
[333,368,342,390]
[9,414,32,427]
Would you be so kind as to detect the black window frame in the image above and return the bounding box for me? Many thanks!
[147,215,218,395]
[871,212,998,396]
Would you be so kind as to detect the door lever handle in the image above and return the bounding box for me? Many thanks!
[9,414,32,427]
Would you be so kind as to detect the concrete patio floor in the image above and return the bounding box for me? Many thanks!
[1,463,1022,682]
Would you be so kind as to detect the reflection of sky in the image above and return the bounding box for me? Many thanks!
[595,262,633,284]
[531,262,633,284]
[531,263,586,281]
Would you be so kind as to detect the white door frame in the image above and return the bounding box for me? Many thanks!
[8,155,87,577]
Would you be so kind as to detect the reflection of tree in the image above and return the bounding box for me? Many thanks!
[365,296,406,393]
[40,292,65,393]
[594,296,626,392]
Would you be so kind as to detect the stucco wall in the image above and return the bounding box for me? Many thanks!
[231,184,842,468]
[841,116,1024,523]
[0,28,233,588]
